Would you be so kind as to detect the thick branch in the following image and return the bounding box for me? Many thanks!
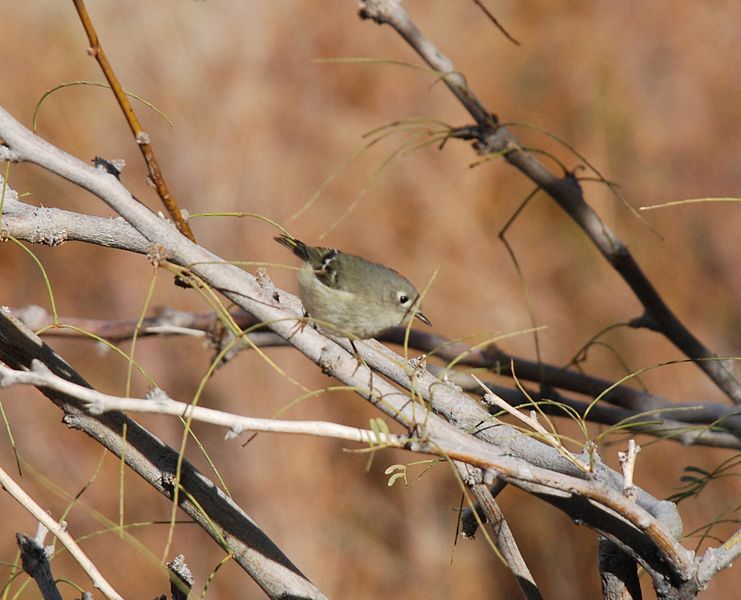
[4,189,737,442]
[0,310,326,600]
[0,105,696,588]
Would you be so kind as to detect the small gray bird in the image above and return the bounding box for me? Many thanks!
[275,234,430,339]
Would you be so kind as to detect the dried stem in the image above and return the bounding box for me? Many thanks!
[71,0,195,241]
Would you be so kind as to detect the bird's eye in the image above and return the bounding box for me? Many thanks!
[397,292,410,306]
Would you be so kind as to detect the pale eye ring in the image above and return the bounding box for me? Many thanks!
[397,291,411,306]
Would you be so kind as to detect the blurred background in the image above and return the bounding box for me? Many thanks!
[1,1,739,598]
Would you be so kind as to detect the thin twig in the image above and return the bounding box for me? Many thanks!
[70,0,195,241]
[470,0,521,46]
[358,0,740,404]
[618,440,641,501]
[0,360,405,446]
[1,466,123,600]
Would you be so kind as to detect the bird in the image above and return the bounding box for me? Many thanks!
[274,234,430,340]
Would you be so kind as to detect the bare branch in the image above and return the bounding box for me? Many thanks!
[599,537,642,600]
[1,191,151,253]
[457,464,542,600]
[70,0,194,240]
[16,532,64,600]
[0,104,704,592]
[0,306,692,585]
[166,555,193,600]
[618,440,641,501]
[2,466,123,600]
[357,0,740,404]
[0,309,327,600]
[696,529,741,589]
[0,359,405,447]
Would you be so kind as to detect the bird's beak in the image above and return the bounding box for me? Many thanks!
[414,311,431,326]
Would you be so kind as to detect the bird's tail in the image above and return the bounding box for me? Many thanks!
[274,234,311,261]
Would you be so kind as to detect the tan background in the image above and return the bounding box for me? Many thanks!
[1,1,739,598]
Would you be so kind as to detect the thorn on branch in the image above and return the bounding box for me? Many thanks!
[93,156,125,179]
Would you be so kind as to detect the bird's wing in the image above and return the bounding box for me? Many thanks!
[312,249,341,288]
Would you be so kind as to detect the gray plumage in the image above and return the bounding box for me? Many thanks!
[275,234,430,339]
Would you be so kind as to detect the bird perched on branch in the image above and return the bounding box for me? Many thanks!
[274,234,430,340]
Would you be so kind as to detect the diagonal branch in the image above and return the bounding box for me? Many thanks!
[357,0,740,405]
[0,311,695,586]
[696,527,741,589]
[6,478,121,600]
[0,309,326,600]
[457,465,543,600]
[0,104,698,589]
[4,187,737,439]
[70,0,195,241]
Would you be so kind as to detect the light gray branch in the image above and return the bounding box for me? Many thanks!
[2,467,122,599]
[0,309,326,600]
[0,105,697,589]
[457,464,542,600]
[696,528,741,589]
[1,190,150,252]
[0,359,405,446]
